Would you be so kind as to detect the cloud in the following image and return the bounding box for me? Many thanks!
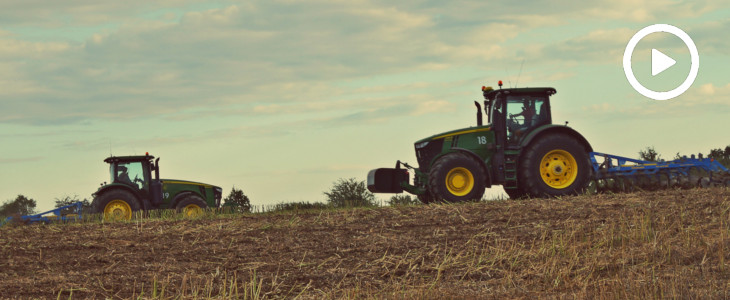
[580,82,730,120]
[0,157,42,164]
[688,19,730,55]
[0,1,725,126]
[412,100,455,116]
[539,28,635,63]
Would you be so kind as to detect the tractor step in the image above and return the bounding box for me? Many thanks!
[504,152,519,188]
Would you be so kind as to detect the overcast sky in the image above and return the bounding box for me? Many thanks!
[1,0,729,211]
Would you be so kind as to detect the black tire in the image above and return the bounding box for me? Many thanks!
[176,194,208,218]
[518,134,591,197]
[91,189,141,221]
[428,153,486,202]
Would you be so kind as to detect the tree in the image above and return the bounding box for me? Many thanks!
[387,194,420,206]
[0,195,37,218]
[707,148,725,160]
[639,146,661,162]
[54,195,92,214]
[324,178,376,208]
[223,186,251,213]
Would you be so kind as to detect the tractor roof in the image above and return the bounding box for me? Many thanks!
[483,87,556,100]
[104,154,155,164]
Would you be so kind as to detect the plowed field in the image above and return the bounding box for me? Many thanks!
[2,188,730,299]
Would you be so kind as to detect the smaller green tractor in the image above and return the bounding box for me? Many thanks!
[91,153,222,220]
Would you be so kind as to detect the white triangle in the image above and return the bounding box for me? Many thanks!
[652,48,676,76]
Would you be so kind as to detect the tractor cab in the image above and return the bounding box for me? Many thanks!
[482,85,555,147]
[102,153,164,209]
[109,158,151,190]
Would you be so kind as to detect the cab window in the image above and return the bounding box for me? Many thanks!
[114,162,147,189]
[505,95,548,144]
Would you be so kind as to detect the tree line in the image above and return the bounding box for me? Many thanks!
[639,145,730,166]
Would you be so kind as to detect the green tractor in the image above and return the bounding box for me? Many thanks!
[91,153,223,220]
[367,81,593,202]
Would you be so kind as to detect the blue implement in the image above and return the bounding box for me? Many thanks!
[589,152,730,189]
[1,202,84,227]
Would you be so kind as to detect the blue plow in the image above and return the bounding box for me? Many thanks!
[590,152,730,190]
[1,202,84,227]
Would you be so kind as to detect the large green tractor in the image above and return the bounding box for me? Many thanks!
[91,153,223,220]
[368,81,593,202]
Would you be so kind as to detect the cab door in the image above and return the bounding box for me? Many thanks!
[505,95,550,147]
[113,161,152,202]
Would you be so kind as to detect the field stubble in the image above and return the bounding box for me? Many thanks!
[1,188,730,299]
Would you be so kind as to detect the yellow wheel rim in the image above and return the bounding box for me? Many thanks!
[183,204,203,218]
[445,167,474,196]
[104,200,132,221]
[540,149,578,189]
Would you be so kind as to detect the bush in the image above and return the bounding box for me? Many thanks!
[324,178,376,208]
[223,186,252,213]
[0,195,36,218]
[638,146,661,162]
[268,201,330,213]
[387,194,420,206]
[54,195,91,214]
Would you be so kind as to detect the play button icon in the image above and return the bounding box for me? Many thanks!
[623,24,699,101]
[651,49,676,76]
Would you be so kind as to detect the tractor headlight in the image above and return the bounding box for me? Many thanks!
[415,141,429,149]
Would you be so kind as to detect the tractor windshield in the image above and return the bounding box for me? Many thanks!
[505,95,549,144]
[114,162,147,190]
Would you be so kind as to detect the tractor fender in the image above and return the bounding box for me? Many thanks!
[93,184,146,210]
[443,147,493,187]
[169,191,205,209]
[521,125,593,153]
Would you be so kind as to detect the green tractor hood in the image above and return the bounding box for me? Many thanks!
[161,179,217,188]
[415,125,492,144]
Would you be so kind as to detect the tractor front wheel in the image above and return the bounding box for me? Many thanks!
[176,195,208,218]
[428,153,486,202]
[518,134,591,197]
[92,190,141,221]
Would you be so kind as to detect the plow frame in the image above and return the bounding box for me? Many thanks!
[590,152,729,184]
[1,201,83,227]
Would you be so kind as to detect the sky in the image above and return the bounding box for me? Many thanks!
[1,0,729,211]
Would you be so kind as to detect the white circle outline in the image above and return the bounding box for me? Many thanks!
[622,24,699,101]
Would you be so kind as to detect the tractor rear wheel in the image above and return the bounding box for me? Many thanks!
[176,195,208,218]
[428,153,486,202]
[518,134,591,197]
[92,190,141,221]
